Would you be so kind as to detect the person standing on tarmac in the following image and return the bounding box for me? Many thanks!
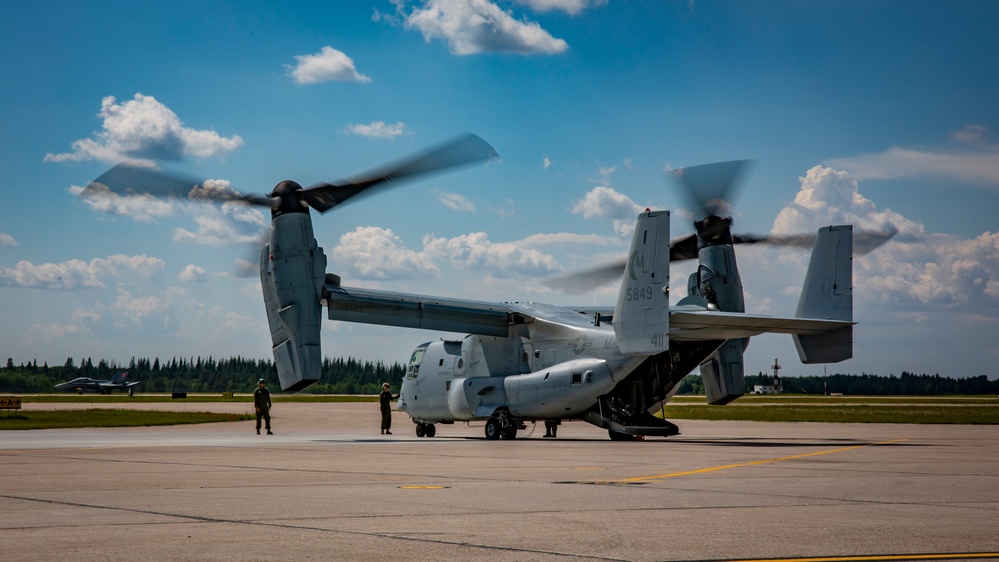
[254,378,272,435]
[380,382,399,435]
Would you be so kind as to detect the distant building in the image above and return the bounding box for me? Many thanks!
[753,357,784,394]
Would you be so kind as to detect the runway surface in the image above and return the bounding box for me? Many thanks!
[2,402,998,561]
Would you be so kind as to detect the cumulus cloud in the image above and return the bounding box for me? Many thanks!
[402,0,568,55]
[423,231,561,277]
[518,232,620,247]
[332,225,561,280]
[771,166,999,312]
[434,189,476,212]
[286,46,372,84]
[0,233,16,247]
[571,185,645,236]
[172,195,268,246]
[514,0,607,15]
[178,264,207,283]
[332,226,440,280]
[825,128,999,187]
[345,121,408,139]
[0,254,165,290]
[45,94,243,166]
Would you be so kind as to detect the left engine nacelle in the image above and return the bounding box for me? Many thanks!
[260,213,327,391]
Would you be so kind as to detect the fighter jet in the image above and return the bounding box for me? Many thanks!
[55,372,140,395]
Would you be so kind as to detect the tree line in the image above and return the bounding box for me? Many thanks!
[676,371,999,396]
[1,356,406,394]
[2,356,996,396]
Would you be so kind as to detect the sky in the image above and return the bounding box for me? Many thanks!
[2,0,998,380]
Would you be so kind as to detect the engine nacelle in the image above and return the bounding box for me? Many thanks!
[503,357,614,419]
[260,213,327,391]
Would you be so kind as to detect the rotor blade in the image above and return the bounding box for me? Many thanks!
[542,258,627,295]
[669,160,751,220]
[302,132,498,213]
[84,163,277,209]
[545,233,704,294]
[733,226,898,257]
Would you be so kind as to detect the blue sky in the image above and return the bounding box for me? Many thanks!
[2,0,998,380]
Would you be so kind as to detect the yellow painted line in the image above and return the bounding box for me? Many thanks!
[616,438,909,484]
[399,485,446,489]
[726,553,999,562]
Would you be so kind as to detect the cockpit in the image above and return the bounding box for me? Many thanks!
[407,344,428,379]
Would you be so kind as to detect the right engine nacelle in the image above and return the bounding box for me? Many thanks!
[260,213,327,391]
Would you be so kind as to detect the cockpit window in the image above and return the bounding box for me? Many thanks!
[407,347,427,379]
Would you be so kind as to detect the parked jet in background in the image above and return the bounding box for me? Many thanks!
[55,372,140,395]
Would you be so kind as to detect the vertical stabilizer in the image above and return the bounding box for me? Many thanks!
[794,225,853,363]
[613,211,670,355]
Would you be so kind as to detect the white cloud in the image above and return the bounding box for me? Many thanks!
[771,166,999,311]
[518,232,620,247]
[69,184,178,223]
[825,137,999,187]
[26,323,86,343]
[178,264,207,283]
[952,124,992,144]
[45,94,243,165]
[0,233,16,247]
[434,189,476,212]
[542,156,552,171]
[514,0,607,15]
[423,231,560,276]
[332,226,440,280]
[403,0,569,55]
[0,254,165,290]
[172,201,268,246]
[345,121,408,139]
[286,46,372,84]
[570,185,645,236]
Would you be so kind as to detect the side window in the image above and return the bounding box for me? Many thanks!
[571,372,582,385]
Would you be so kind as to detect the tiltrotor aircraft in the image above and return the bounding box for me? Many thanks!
[84,134,891,440]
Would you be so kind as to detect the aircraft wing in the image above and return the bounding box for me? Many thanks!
[324,286,511,336]
[669,309,854,341]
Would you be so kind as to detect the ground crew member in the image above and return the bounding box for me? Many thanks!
[544,419,560,438]
[380,382,399,435]
[254,378,272,435]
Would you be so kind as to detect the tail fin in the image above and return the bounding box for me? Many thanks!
[112,372,128,384]
[613,210,670,355]
[794,225,853,363]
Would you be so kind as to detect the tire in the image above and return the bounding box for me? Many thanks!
[425,424,436,438]
[501,424,517,440]
[416,423,426,437]
[485,417,502,440]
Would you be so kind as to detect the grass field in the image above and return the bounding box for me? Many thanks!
[0,409,253,430]
[4,393,997,428]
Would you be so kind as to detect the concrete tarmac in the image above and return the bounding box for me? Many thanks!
[2,402,998,561]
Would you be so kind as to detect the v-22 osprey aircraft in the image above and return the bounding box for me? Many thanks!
[84,135,888,440]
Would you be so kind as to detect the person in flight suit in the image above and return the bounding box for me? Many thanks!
[254,378,272,435]
[380,382,399,435]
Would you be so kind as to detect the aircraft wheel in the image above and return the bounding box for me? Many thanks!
[416,423,426,437]
[485,417,502,440]
[425,424,436,438]
[501,425,517,440]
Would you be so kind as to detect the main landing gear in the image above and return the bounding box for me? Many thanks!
[484,413,519,440]
[415,423,436,438]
